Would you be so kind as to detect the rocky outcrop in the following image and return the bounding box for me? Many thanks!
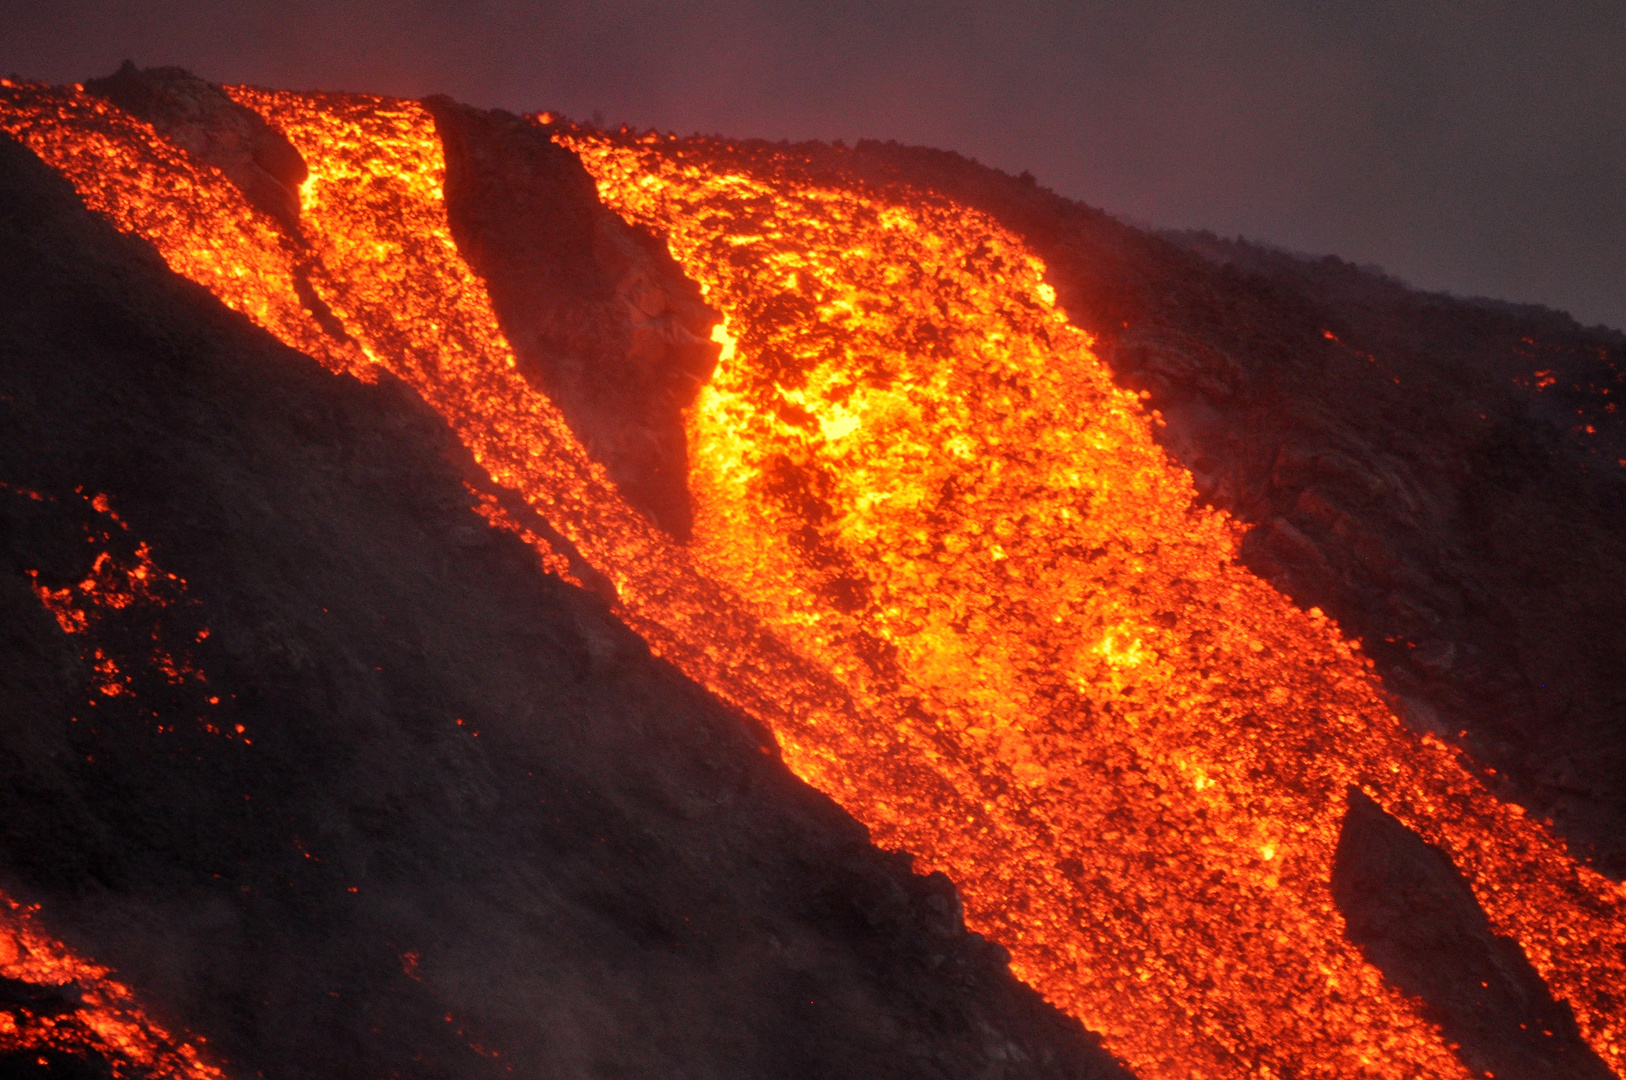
[0,131,1128,1080]
[84,61,307,229]
[1333,788,1613,1080]
[423,98,720,539]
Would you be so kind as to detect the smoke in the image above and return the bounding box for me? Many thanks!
[2,0,1622,328]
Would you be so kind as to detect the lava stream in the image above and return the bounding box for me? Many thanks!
[0,897,225,1080]
[566,130,1626,1079]
[2,81,1622,1080]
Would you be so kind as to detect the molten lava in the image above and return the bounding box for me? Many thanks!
[0,896,224,1080]
[564,131,1626,1079]
[1,80,1622,1080]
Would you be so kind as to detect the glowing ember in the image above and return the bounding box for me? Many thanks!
[0,896,224,1079]
[0,489,226,1071]
[1,81,1621,1080]
[22,489,207,705]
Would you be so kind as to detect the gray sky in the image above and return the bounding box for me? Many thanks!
[5,0,1622,329]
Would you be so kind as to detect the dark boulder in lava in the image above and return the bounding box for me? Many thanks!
[1333,787,1613,1080]
[424,97,721,541]
[83,61,307,230]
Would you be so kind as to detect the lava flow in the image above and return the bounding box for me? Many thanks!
[565,130,1626,1079]
[0,895,225,1080]
[2,81,1623,1080]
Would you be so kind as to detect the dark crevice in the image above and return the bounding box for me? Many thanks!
[290,267,351,343]
[1332,788,1613,1080]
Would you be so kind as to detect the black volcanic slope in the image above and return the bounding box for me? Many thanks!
[0,133,1129,1080]
[4,62,1625,1080]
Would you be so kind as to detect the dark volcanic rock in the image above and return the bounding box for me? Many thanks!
[0,133,1128,1080]
[424,98,720,540]
[83,61,307,230]
[1333,788,1612,1080]
[0,1048,115,1080]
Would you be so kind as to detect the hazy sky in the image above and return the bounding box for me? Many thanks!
[5,0,1622,329]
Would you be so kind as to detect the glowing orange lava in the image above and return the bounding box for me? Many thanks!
[565,130,1626,1079]
[0,896,225,1079]
[2,81,1622,1080]
[0,83,358,378]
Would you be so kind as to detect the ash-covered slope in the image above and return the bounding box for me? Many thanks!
[0,133,1127,1080]
[828,142,1626,878]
